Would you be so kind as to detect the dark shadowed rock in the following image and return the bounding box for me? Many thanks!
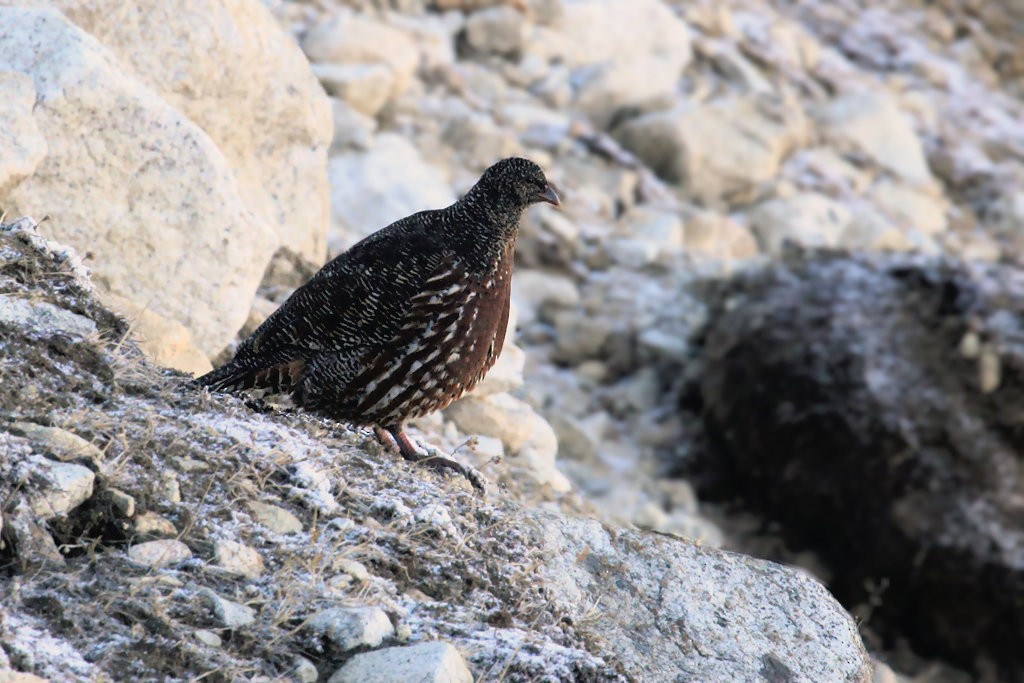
[696,249,1024,677]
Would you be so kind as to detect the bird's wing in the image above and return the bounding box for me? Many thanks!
[294,253,473,416]
[197,212,453,392]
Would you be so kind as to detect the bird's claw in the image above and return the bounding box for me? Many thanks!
[377,428,486,493]
[417,450,486,494]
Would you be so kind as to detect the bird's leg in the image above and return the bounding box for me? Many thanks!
[380,425,486,493]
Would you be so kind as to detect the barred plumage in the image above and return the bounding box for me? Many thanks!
[196,158,559,491]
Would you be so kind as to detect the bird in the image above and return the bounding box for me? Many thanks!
[196,157,560,492]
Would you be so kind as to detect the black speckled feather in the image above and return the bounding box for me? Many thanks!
[197,158,559,490]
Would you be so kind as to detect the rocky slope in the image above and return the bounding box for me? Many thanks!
[0,221,870,681]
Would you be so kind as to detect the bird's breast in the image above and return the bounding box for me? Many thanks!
[425,245,514,396]
[339,244,516,425]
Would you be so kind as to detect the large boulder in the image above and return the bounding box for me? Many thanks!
[533,511,873,682]
[0,8,281,360]
[698,249,1024,678]
[17,0,333,264]
[0,72,46,199]
[328,135,455,252]
[559,0,691,69]
[561,0,692,129]
[614,94,809,205]
[813,92,932,185]
[302,10,420,103]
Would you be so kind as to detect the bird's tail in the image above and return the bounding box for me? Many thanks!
[195,359,306,396]
[194,363,254,393]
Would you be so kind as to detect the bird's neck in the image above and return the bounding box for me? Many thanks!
[444,193,523,272]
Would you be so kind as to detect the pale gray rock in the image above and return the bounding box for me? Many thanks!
[328,135,455,253]
[548,412,604,462]
[494,103,571,149]
[390,11,460,72]
[0,71,46,200]
[199,589,257,629]
[470,342,525,397]
[214,540,264,579]
[445,393,545,454]
[334,558,370,583]
[637,327,690,363]
[947,230,1002,263]
[0,295,96,340]
[842,203,917,252]
[749,192,852,256]
[5,500,64,568]
[516,442,570,492]
[531,511,873,682]
[302,12,419,99]
[107,488,135,517]
[328,642,472,683]
[40,0,333,265]
[307,606,395,652]
[987,186,1024,237]
[682,211,761,261]
[442,112,519,170]
[248,501,303,535]
[815,92,932,184]
[445,61,511,105]
[620,366,661,413]
[101,291,213,375]
[134,511,177,537]
[573,56,681,130]
[128,540,192,569]
[699,39,772,93]
[510,269,580,326]
[0,668,49,683]
[786,146,872,195]
[313,63,393,118]
[8,422,103,464]
[194,630,222,648]
[0,8,279,357]
[553,310,613,362]
[615,95,809,204]
[445,393,569,491]
[468,433,504,462]
[635,506,726,548]
[558,0,690,129]
[527,60,573,108]
[620,205,685,256]
[560,0,692,70]
[291,656,319,683]
[463,5,526,57]
[536,205,582,246]
[159,472,181,504]
[870,180,948,236]
[26,457,94,520]
[606,237,660,269]
[329,97,377,152]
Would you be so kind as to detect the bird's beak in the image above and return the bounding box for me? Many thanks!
[537,183,560,206]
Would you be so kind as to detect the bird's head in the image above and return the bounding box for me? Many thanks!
[474,157,560,211]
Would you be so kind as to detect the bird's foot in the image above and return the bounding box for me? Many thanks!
[376,427,486,494]
[242,396,273,413]
[416,446,487,494]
